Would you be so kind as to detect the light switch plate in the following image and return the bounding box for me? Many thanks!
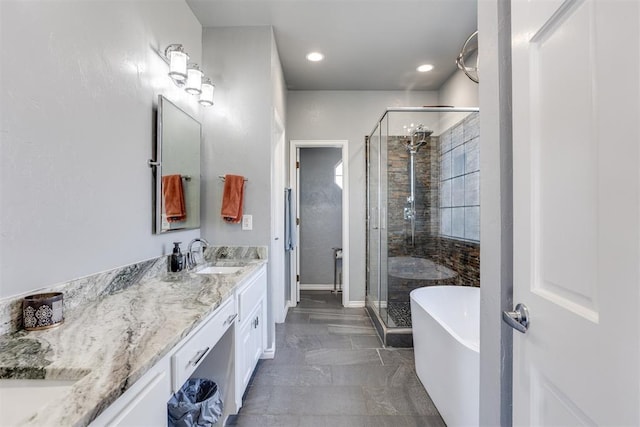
[242,215,253,230]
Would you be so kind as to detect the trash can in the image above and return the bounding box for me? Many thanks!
[168,378,223,427]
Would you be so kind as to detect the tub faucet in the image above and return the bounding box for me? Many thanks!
[186,238,211,270]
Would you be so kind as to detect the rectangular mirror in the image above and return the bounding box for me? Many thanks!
[152,95,201,233]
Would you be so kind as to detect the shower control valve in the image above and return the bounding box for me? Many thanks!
[404,206,414,220]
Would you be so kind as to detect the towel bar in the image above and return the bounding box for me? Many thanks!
[218,175,248,182]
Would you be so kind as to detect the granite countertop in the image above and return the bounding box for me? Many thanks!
[0,260,266,426]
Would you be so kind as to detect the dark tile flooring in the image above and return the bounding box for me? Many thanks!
[226,291,445,427]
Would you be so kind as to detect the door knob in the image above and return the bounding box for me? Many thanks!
[502,303,529,333]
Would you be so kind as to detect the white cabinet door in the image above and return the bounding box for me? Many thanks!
[110,371,169,427]
[236,298,266,406]
[511,0,640,424]
[241,301,263,391]
[90,359,171,427]
[237,314,254,394]
[249,300,265,369]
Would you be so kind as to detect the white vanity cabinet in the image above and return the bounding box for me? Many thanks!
[234,264,267,408]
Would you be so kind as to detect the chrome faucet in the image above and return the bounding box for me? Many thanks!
[186,238,211,270]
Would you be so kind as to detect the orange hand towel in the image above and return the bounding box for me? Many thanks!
[162,174,186,223]
[221,174,245,223]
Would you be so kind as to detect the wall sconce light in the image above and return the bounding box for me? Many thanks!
[199,78,215,106]
[160,44,215,107]
[165,44,189,83]
[185,63,203,95]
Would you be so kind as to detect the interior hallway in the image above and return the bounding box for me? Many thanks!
[227,291,445,426]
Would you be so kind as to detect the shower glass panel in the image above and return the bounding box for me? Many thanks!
[366,123,381,319]
[365,107,481,345]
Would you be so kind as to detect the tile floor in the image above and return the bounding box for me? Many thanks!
[226,291,445,427]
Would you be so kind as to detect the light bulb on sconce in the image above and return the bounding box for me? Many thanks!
[185,64,203,95]
[199,78,215,106]
[164,44,189,83]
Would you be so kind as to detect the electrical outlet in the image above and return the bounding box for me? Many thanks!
[242,214,253,230]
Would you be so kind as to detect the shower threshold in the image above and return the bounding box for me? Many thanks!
[366,304,413,348]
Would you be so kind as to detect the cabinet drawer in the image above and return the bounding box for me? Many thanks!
[171,296,236,392]
[237,269,266,323]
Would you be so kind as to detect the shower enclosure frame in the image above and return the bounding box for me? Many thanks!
[365,106,480,347]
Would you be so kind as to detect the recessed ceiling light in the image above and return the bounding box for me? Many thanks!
[417,64,434,72]
[306,52,324,62]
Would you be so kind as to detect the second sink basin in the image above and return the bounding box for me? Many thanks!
[197,266,242,275]
[0,379,78,425]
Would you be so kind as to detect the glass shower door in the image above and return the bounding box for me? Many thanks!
[379,116,390,325]
[366,126,381,316]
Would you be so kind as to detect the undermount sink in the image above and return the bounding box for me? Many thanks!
[0,379,78,425]
[197,266,242,275]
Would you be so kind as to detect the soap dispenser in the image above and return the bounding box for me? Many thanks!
[170,242,184,272]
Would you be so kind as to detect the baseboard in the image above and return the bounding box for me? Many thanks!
[261,345,276,360]
[276,304,289,324]
[300,283,335,291]
[344,300,365,308]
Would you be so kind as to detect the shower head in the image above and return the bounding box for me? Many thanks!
[412,125,433,142]
[404,124,433,153]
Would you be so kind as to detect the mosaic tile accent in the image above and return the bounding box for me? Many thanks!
[386,302,412,328]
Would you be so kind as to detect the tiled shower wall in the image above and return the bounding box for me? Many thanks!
[386,135,440,258]
[385,112,480,300]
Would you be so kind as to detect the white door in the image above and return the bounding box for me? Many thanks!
[295,147,301,303]
[511,0,640,424]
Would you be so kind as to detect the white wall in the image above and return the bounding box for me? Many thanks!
[201,26,273,246]
[286,90,439,302]
[271,30,287,135]
[0,0,203,299]
[201,26,287,349]
[439,62,480,130]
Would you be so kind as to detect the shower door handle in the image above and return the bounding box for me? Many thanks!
[371,208,379,230]
[502,303,530,333]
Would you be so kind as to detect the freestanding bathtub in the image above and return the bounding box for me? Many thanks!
[410,285,479,427]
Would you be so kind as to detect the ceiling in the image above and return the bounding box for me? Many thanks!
[186,0,478,91]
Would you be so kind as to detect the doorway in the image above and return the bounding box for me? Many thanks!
[289,140,349,308]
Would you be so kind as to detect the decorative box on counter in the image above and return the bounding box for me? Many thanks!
[23,292,64,331]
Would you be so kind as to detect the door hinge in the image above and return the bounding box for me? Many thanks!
[296,274,300,282]
[296,218,300,225]
[296,161,300,169]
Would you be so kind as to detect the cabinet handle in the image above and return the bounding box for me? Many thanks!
[189,347,210,367]
[256,316,259,327]
[224,313,238,326]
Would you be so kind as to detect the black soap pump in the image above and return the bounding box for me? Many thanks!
[170,242,184,272]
